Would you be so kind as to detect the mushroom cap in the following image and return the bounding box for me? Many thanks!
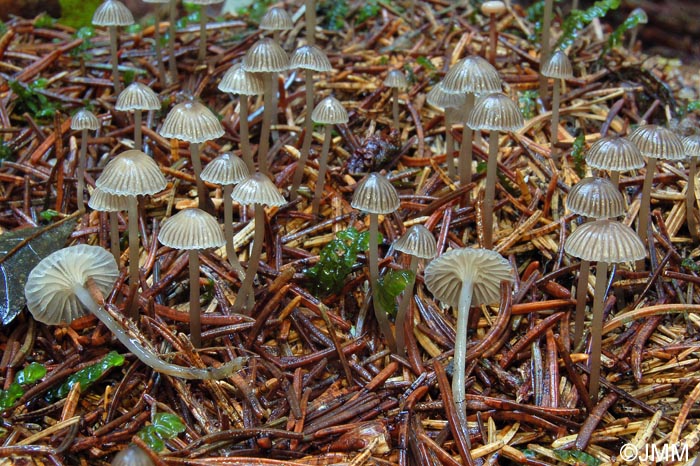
[311,96,349,125]
[351,173,400,214]
[426,82,466,110]
[115,82,160,112]
[541,50,573,79]
[188,0,224,4]
[564,219,646,263]
[25,245,119,325]
[441,56,502,95]
[111,444,154,466]
[290,45,332,72]
[88,187,130,212]
[683,135,700,159]
[218,64,265,95]
[628,124,685,161]
[467,92,524,132]
[158,208,226,250]
[566,177,625,219]
[384,70,408,89]
[92,0,134,26]
[394,225,437,259]
[424,248,512,308]
[71,109,100,131]
[629,7,648,23]
[481,1,506,15]
[230,172,286,207]
[141,0,169,3]
[95,149,167,196]
[200,152,250,186]
[585,136,644,172]
[159,100,224,143]
[260,7,294,31]
[242,38,289,73]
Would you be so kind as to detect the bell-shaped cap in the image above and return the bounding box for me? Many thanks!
[384,70,408,89]
[111,444,154,466]
[219,64,265,95]
[88,187,130,212]
[427,82,466,110]
[351,173,400,214]
[564,219,645,263]
[394,225,437,259]
[231,172,286,207]
[629,7,648,24]
[467,93,524,132]
[92,0,134,26]
[585,136,644,172]
[158,208,226,250]
[290,45,332,72]
[200,153,250,186]
[25,245,119,325]
[683,135,700,159]
[541,50,573,79]
[242,38,289,73]
[260,7,294,31]
[159,100,224,143]
[566,177,625,219]
[481,1,506,15]
[628,124,685,161]
[442,56,502,95]
[311,96,348,125]
[424,248,512,308]
[96,149,167,196]
[71,109,100,131]
[115,82,160,112]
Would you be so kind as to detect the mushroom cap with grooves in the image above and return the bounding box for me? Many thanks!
[566,177,625,219]
[628,124,685,160]
[242,38,289,73]
[25,245,119,325]
[541,50,573,79]
[96,149,167,196]
[585,136,644,172]
[200,153,250,186]
[481,1,506,15]
[158,208,226,250]
[351,173,400,214]
[394,225,437,259]
[384,70,408,89]
[92,0,134,26]
[111,444,154,466]
[115,82,160,112]
[311,96,348,125]
[290,45,332,72]
[683,135,700,158]
[467,92,524,132]
[231,172,286,207]
[71,109,100,131]
[564,219,645,263]
[160,100,224,143]
[219,64,265,95]
[424,248,512,308]
[442,56,502,95]
[88,187,130,212]
[260,7,294,31]
[426,82,466,110]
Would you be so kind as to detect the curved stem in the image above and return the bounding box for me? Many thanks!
[109,26,121,95]
[224,184,246,281]
[134,110,142,151]
[453,278,474,432]
[77,129,88,213]
[589,262,608,403]
[458,93,475,185]
[305,0,316,45]
[391,88,400,129]
[688,158,698,241]
[239,98,254,172]
[198,6,207,63]
[290,69,315,202]
[550,79,561,165]
[259,74,274,176]
[109,212,120,265]
[445,108,456,179]
[369,213,396,352]
[127,196,140,319]
[190,143,207,211]
[168,0,177,82]
[311,125,331,215]
[233,204,265,313]
[395,255,418,357]
[483,130,500,249]
[153,19,167,88]
[639,157,655,247]
[574,259,590,347]
[189,250,201,348]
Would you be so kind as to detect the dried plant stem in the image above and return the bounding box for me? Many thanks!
[239,97,254,172]
[108,26,121,95]
[153,20,167,88]
[168,0,177,81]
[259,74,274,176]
[391,88,400,129]
[290,69,315,201]
[574,259,590,347]
[453,278,474,434]
[688,158,698,241]
[550,78,561,164]
[109,212,120,265]
[458,93,475,185]
[189,249,201,348]
[445,108,456,179]
[369,212,396,352]
[539,0,553,103]
[305,0,316,44]
[589,261,608,403]
[638,157,655,246]
[127,196,140,319]
[395,255,418,357]
[233,205,265,313]
[190,143,208,211]
[133,110,142,151]
[77,129,88,213]
[483,130,500,249]
[198,7,208,63]
[311,125,332,215]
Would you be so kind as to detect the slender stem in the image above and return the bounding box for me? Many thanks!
[239,98,254,172]
[639,157,655,246]
[198,6,207,63]
[550,79,561,164]
[589,262,608,403]
[305,0,316,45]
[688,158,698,241]
[190,143,208,211]
[134,110,142,151]
[291,69,315,201]
[392,88,400,129]
[189,250,201,348]
[453,279,475,433]
[610,170,620,188]
[445,108,456,179]
[109,26,121,95]
[539,0,553,104]
[77,129,88,213]
[259,74,274,176]
[395,255,418,357]
[153,19,167,88]
[483,131,500,249]
[168,0,177,82]
[233,205,265,313]
[458,93,475,185]
[127,196,140,319]
[223,184,246,281]
[311,125,332,215]
[369,213,396,352]
[628,27,638,51]
[109,212,120,264]
[574,259,590,347]
[488,14,497,66]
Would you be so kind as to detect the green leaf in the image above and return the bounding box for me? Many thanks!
[604,7,646,53]
[553,449,602,466]
[137,413,185,452]
[376,269,415,317]
[15,362,46,385]
[46,351,125,401]
[137,426,165,452]
[571,132,587,178]
[0,383,24,410]
[557,0,621,50]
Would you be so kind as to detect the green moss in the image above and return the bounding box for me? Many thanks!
[59,0,102,29]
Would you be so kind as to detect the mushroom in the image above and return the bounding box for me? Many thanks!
[584,135,644,188]
[92,0,134,95]
[190,0,224,63]
[260,7,294,47]
[25,244,244,379]
[230,172,286,312]
[115,82,160,151]
[71,109,100,213]
[158,208,226,347]
[540,50,573,165]
[426,82,466,179]
[393,224,436,357]
[564,219,645,401]
[424,248,512,432]
[480,1,506,66]
[141,0,169,87]
[351,173,400,352]
[383,69,408,130]
[88,187,129,264]
[684,135,700,241]
[111,444,153,466]
[627,7,648,50]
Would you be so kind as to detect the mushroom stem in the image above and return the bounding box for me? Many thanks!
[134,110,142,151]
[445,108,456,179]
[589,261,608,403]
[305,0,316,44]
[539,0,553,104]
[395,255,419,357]
[638,157,655,248]
[628,27,638,50]
[610,171,620,188]
[77,129,88,213]
[168,0,177,82]
[153,19,167,88]
[483,130,500,249]
[198,5,207,63]
[550,78,561,164]
[290,69,315,201]
[488,12,497,66]
[369,212,396,352]
[108,25,121,95]
[109,212,120,264]
[391,87,400,129]
[233,205,265,313]
[223,185,247,284]
[688,158,698,241]
[189,249,202,348]
[453,277,475,432]
[239,98,254,172]
[311,125,332,215]
[458,93,475,185]
[127,196,140,318]
[574,259,590,347]
[258,73,274,176]
[190,143,208,211]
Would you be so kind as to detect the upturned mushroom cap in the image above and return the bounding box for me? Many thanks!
[351,173,400,215]
[683,135,700,158]
[88,187,130,212]
[111,444,154,466]
[71,109,100,131]
[242,38,289,73]
[467,93,524,132]
[541,50,573,79]
[564,219,645,263]
[230,172,286,207]
[159,100,224,143]
[158,208,226,250]
[394,225,437,259]
[441,56,502,95]
[25,245,119,325]
[311,96,349,125]
[424,248,512,308]
[628,124,685,161]
[585,136,644,172]
[115,82,160,112]
[200,152,250,186]
[384,70,408,89]
[481,1,506,15]
[290,45,332,72]
[218,64,265,95]
[92,0,134,26]
[426,82,466,110]
[95,149,167,196]
[260,7,294,31]
[566,177,625,219]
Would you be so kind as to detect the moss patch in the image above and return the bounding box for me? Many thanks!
[59,0,101,29]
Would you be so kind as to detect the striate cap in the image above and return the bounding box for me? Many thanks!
[92,0,134,26]
[467,92,524,132]
[564,219,645,263]
[566,177,625,219]
[394,224,437,259]
[290,45,332,72]
[481,1,506,15]
[442,56,502,95]
[426,82,466,110]
[71,109,100,131]
[585,136,644,172]
[683,135,700,159]
[158,208,226,250]
[200,152,250,186]
[115,82,160,112]
[160,100,224,143]
[628,124,685,161]
[231,172,286,207]
[96,149,167,196]
[541,50,573,79]
[311,96,348,125]
[260,7,294,31]
[351,173,400,214]
[242,38,289,73]
[88,187,130,212]
[384,70,408,89]
[111,444,154,466]
[219,64,265,95]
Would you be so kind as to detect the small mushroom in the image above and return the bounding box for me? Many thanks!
[92,0,134,95]
[260,7,294,46]
[627,8,648,50]
[88,187,129,264]
[480,1,506,66]
[383,70,408,130]
[71,109,100,213]
[540,50,573,165]
[190,0,225,63]
[426,82,465,179]
[684,135,700,241]
[111,444,154,466]
[584,135,644,188]
[115,82,160,151]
